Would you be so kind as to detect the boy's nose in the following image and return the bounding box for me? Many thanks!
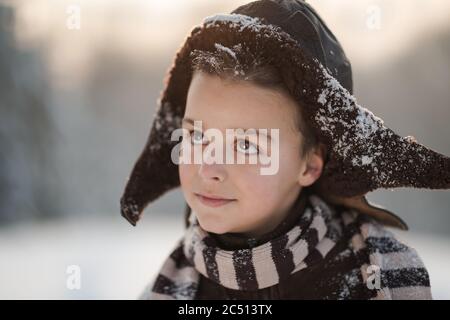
[196,138,229,182]
[198,161,227,182]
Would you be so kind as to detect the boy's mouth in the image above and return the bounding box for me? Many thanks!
[194,192,236,208]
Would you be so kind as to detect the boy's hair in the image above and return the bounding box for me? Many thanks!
[189,46,319,159]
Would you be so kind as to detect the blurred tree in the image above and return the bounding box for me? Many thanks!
[0,4,61,224]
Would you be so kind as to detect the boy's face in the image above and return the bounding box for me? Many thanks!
[179,72,323,238]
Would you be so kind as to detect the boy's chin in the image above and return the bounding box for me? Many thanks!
[197,219,231,235]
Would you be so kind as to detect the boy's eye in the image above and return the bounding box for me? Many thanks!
[189,130,208,145]
[236,139,259,155]
[184,130,259,155]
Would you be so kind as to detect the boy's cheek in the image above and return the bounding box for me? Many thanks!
[236,173,278,198]
[178,164,195,191]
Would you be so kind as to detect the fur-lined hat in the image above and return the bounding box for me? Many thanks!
[120,0,450,230]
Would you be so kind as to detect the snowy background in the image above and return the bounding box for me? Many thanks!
[1,0,449,299]
[1,216,450,299]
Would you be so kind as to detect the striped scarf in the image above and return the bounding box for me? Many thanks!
[140,194,431,300]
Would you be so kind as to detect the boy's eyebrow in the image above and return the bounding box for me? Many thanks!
[182,118,196,126]
[182,117,272,140]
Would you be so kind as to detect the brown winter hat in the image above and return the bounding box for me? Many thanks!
[120,0,450,230]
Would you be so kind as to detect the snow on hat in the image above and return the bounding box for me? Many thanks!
[120,0,450,230]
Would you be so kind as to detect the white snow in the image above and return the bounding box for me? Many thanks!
[202,13,285,38]
[313,62,396,180]
[361,155,373,165]
[317,91,327,105]
[204,14,264,32]
[214,43,237,60]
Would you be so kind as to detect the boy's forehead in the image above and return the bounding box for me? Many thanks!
[185,74,300,131]
[182,116,273,134]
[181,112,294,133]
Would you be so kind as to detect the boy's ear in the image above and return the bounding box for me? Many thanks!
[298,144,326,187]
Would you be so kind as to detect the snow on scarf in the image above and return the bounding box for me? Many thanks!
[139,194,431,300]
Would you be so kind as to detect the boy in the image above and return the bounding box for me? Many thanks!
[120,0,450,299]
